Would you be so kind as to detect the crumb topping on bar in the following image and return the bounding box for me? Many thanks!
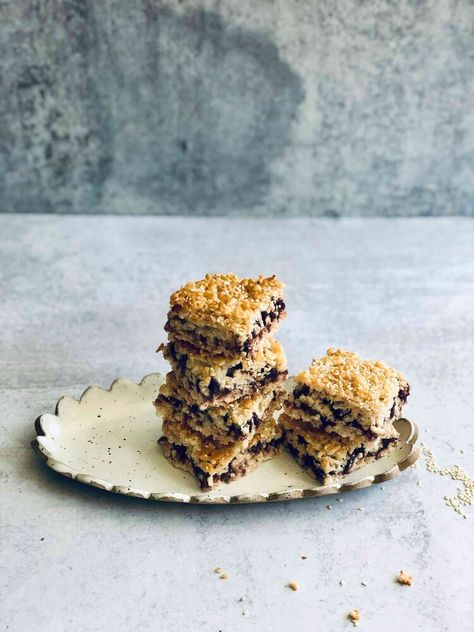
[169,273,284,334]
[295,348,407,415]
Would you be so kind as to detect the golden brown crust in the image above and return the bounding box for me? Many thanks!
[295,348,408,417]
[169,273,285,337]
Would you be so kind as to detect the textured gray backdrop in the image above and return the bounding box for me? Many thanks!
[1,1,474,216]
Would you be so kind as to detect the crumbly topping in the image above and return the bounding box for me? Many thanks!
[169,273,284,335]
[295,348,407,416]
[397,570,413,586]
[348,609,360,625]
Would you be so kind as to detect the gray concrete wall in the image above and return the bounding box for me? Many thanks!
[1,1,474,216]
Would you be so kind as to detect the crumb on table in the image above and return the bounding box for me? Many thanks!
[397,570,413,586]
[287,581,299,591]
[348,609,360,626]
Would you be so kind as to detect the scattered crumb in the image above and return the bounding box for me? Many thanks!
[422,444,473,518]
[242,609,249,616]
[339,580,344,586]
[301,555,307,560]
[214,567,222,574]
[460,449,464,454]
[397,570,413,586]
[327,504,332,510]
[40,537,45,541]
[337,498,344,503]
[287,581,299,591]
[348,609,360,626]
[361,581,367,587]
[239,596,247,602]
[357,507,364,512]
[219,573,229,580]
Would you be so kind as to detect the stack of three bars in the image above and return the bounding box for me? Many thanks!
[280,348,410,483]
[155,273,288,491]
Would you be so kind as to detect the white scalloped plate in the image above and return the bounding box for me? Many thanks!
[32,373,419,504]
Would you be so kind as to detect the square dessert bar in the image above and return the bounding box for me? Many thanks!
[289,348,410,440]
[281,414,398,483]
[164,273,286,356]
[159,337,287,408]
[155,374,285,442]
[158,411,284,491]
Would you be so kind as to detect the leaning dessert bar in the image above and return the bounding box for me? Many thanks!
[282,348,410,483]
[288,349,409,440]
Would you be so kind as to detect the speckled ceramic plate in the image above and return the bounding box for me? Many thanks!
[32,373,419,504]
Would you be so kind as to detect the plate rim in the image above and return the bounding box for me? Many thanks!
[32,373,420,505]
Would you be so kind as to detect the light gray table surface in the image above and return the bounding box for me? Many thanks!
[1,215,473,632]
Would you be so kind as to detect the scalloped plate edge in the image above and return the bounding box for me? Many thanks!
[32,374,420,505]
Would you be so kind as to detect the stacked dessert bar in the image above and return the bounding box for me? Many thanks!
[280,349,410,483]
[155,273,288,491]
